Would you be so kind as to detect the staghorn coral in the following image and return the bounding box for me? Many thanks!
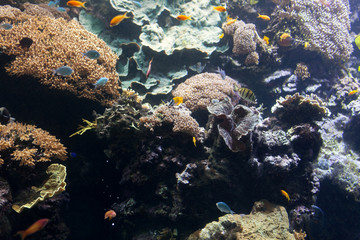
[270,0,352,61]
[172,73,241,112]
[0,122,67,167]
[140,104,205,139]
[271,93,328,126]
[0,5,120,105]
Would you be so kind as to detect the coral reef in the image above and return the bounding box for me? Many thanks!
[187,200,296,240]
[294,63,310,80]
[271,93,328,126]
[0,5,120,105]
[172,73,241,112]
[0,122,67,166]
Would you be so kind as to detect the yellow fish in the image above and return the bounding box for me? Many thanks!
[355,35,360,50]
[257,14,270,21]
[263,36,269,45]
[358,66,360,72]
[249,0,259,4]
[110,12,131,27]
[219,33,224,39]
[348,89,358,96]
[213,6,226,12]
[193,137,196,147]
[173,97,183,105]
[66,1,86,9]
[280,190,290,201]
[226,18,237,25]
[176,15,191,21]
[304,41,309,49]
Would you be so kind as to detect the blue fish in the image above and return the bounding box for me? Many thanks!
[216,202,235,214]
[83,50,100,60]
[1,23,13,30]
[94,77,108,89]
[132,0,142,7]
[70,152,77,158]
[53,66,73,76]
[216,67,226,80]
[48,1,57,7]
[56,7,67,12]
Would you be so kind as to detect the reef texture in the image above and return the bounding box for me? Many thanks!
[271,0,352,61]
[0,5,120,105]
[172,73,241,112]
[187,200,296,240]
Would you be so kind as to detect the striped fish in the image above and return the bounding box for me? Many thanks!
[237,87,256,103]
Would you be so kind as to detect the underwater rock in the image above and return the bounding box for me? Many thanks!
[207,98,261,152]
[172,73,241,112]
[188,200,296,240]
[343,115,360,152]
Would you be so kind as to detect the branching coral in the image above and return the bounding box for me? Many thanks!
[0,5,120,105]
[271,93,328,126]
[172,73,241,112]
[0,122,67,167]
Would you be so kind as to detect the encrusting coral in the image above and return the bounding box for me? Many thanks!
[0,5,120,105]
[172,73,241,112]
[0,122,67,167]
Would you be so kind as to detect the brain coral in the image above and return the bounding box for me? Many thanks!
[172,73,241,112]
[0,5,120,105]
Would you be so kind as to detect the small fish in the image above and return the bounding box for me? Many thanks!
[193,136,196,147]
[104,210,116,220]
[189,62,206,73]
[226,18,237,25]
[278,33,294,47]
[237,87,256,103]
[66,0,87,9]
[83,50,100,59]
[348,89,358,96]
[16,218,49,240]
[53,66,73,76]
[173,97,183,105]
[355,35,360,50]
[94,77,108,89]
[216,67,226,80]
[0,23,13,30]
[249,0,259,5]
[176,15,191,21]
[257,14,270,21]
[132,0,142,7]
[213,6,226,12]
[263,36,269,45]
[48,1,57,7]
[311,205,324,216]
[110,12,131,27]
[219,33,224,39]
[358,66,360,72]
[280,189,290,201]
[70,152,77,158]
[216,202,235,214]
[304,41,309,49]
[56,7,67,12]
[146,57,154,79]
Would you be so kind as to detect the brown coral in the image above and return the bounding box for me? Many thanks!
[294,63,310,80]
[140,105,204,139]
[172,73,241,112]
[0,5,120,105]
[0,122,67,167]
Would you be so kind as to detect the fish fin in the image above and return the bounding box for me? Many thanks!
[82,2,87,9]
[124,12,131,19]
[16,231,26,240]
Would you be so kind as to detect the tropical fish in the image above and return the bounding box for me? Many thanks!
[304,41,309,49]
[280,189,290,201]
[193,137,196,147]
[16,218,49,240]
[249,0,259,5]
[173,97,183,105]
[0,23,13,30]
[132,0,142,7]
[213,6,226,12]
[70,152,77,158]
[226,18,237,25]
[56,7,67,12]
[146,57,154,78]
[219,33,224,39]
[278,33,294,47]
[358,66,360,72]
[216,67,226,80]
[53,66,73,76]
[48,1,57,7]
[110,12,131,27]
[355,35,360,50]
[104,210,116,220]
[216,202,235,214]
[263,36,269,45]
[94,77,108,89]
[176,15,191,21]
[257,14,270,21]
[236,87,256,103]
[348,89,358,96]
[66,1,87,9]
[83,50,100,59]
[189,62,206,73]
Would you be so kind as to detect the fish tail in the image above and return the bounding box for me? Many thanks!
[16,231,27,240]
[81,1,87,9]
[124,12,131,19]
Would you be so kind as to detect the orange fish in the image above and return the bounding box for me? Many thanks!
[193,136,196,147]
[213,6,226,12]
[104,210,116,220]
[278,33,294,47]
[146,57,154,79]
[257,14,270,21]
[176,15,191,21]
[263,36,269,45]
[66,1,87,9]
[226,18,237,25]
[348,89,359,96]
[219,33,224,39]
[173,97,183,105]
[16,218,49,240]
[110,12,131,27]
[280,190,290,202]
